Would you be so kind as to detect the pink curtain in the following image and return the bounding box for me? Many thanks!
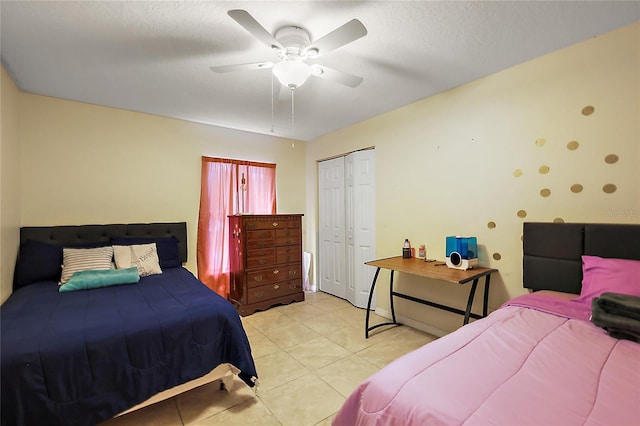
[197,157,276,296]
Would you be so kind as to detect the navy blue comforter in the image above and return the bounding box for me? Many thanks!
[1,268,257,426]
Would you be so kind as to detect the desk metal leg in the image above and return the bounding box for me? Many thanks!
[389,270,397,323]
[365,267,400,338]
[482,274,491,317]
[463,278,479,325]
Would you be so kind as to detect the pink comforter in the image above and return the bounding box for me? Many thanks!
[334,294,640,425]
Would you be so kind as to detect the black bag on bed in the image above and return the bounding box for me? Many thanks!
[591,292,640,342]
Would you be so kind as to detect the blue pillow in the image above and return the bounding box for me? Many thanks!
[14,240,62,290]
[59,267,140,292]
[14,240,112,290]
[109,236,181,268]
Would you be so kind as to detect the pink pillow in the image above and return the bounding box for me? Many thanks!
[574,255,640,304]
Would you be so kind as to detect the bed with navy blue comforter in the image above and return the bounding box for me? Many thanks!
[1,223,257,426]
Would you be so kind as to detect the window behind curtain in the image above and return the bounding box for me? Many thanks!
[197,156,276,296]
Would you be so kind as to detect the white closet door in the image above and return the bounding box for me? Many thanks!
[347,150,376,308]
[318,157,346,299]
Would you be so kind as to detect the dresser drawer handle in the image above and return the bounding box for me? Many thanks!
[272,222,279,227]
[286,239,292,244]
[258,232,265,238]
[255,291,264,298]
[285,230,291,236]
[289,270,297,276]
[286,255,291,262]
[273,269,279,275]
[254,276,263,282]
[257,241,265,247]
[258,259,265,265]
[289,283,298,290]
[273,284,280,290]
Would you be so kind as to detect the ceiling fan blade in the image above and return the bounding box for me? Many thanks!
[210,62,274,73]
[304,19,367,57]
[228,10,283,52]
[310,64,363,88]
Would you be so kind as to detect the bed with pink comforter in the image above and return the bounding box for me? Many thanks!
[334,222,640,426]
[334,294,640,425]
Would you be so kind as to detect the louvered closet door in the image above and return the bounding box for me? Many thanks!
[318,157,346,299]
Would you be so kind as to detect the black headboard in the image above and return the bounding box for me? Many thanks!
[20,222,188,263]
[523,222,640,294]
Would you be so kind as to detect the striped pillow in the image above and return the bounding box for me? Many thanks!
[60,246,114,284]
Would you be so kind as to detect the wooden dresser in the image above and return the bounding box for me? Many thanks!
[228,214,305,316]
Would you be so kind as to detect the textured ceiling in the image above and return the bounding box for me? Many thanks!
[2,1,639,141]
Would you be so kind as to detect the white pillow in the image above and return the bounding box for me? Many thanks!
[113,244,162,277]
[60,246,114,284]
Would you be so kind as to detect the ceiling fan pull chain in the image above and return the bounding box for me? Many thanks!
[270,74,275,133]
[291,88,296,148]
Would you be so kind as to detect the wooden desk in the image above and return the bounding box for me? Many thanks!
[365,256,497,338]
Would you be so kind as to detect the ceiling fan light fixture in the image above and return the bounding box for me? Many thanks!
[272,59,311,89]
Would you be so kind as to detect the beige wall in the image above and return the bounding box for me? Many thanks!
[11,88,306,286]
[306,22,640,334]
[1,66,22,303]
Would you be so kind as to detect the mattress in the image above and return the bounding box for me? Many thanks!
[1,267,257,426]
[333,293,640,425]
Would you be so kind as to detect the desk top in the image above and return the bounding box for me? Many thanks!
[365,256,497,284]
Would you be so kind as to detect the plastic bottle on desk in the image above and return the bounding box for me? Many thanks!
[402,239,411,258]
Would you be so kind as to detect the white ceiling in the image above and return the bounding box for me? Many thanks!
[2,1,639,142]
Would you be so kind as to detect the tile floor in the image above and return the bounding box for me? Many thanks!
[100,291,437,426]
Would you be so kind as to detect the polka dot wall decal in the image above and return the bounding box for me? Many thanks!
[535,138,546,147]
[539,165,550,175]
[567,141,580,150]
[513,169,523,178]
[493,253,502,261]
[540,188,551,197]
[604,154,619,164]
[517,210,527,218]
[487,221,496,229]
[603,184,617,194]
[571,184,583,193]
[553,217,565,223]
[582,106,595,116]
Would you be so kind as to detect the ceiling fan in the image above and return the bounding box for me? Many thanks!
[211,10,368,90]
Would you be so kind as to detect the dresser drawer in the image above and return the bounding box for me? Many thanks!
[275,228,301,238]
[276,246,301,264]
[247,279,303,304]
[246,247,276,268]
[246,237,276,250]
[276,235,302,246]
[246,264,302,288]
[246,229,275,241]
[245,219,299,230]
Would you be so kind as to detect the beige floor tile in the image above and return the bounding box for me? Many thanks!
[315,354,380,398]
[303,311,351,337]
[177,378,257,425]
[331,305,368,327]
[260,322,320,349]
[243,309,293,333]
[99,398,181,426]
[311,296,353,312]
[354,327,434,368]
[314,414,336,426]
[189,398,280,426]
[275,299,325,320]
[287,336,351,371]
[259,374,345,426]
[324,323,385,353]
[247,332,281,359]
[253,350,310,392]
